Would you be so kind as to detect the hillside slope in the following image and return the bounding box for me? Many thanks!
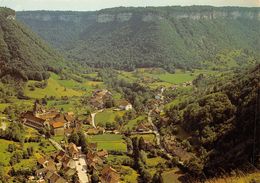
[164,64,260,176]
[0,8,63,81]
[17,6,260,71]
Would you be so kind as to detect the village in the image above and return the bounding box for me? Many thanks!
[19,89,133,183]
[18,88,180,183]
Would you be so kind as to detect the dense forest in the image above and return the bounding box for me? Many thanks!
[17,6,260,72]
[0,8,63,82]
[164,64,260,176]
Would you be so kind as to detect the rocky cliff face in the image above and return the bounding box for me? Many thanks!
[96,10,260,23]
[17,7,260,25]
[17,11,96,23]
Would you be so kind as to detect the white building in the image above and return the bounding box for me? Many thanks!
[118,100,133,111]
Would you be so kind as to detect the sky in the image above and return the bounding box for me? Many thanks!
[1,0,259,11]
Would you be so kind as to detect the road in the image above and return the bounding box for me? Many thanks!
[75,154,89,183]
[147,87,173,159]
[50,137,89,183]
[90,110,103,128]
[147,110,172,159]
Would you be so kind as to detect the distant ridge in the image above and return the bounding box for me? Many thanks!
[17,6,260,71]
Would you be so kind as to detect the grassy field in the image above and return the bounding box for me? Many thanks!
[131,134,156,144]
[24,76,84,99]
[87,134,127,152]
[0,139,15,166]
[23,72,107,99]
[162,168,184,183]
[95,109,125,126]
[0,103,9,112]
[24,126,40,138]
[149,69,217,84]
[52,135,65,143]
[146,157,167,167]
[23,140,56,154]
[121,165,139,183]
[13,158,36,171]
[156,72,195,84]
[119,68,218,90]
[124,115,146,130]
[107,154,130,164]
[0,137,55,167]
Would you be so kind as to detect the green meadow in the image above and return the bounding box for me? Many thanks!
[131,134,156,144]
[87,134,127,152]
[123,115,146,130]
[95,109,125,126]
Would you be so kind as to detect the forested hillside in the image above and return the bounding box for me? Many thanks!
[164,64,260,176]
[17,6,260,71]
[0,8,63,82]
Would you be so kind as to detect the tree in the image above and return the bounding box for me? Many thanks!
[91,173,99,183]
[185,157,204,176]
[69,131,79,145]
[139,137,146,151]
[78,131,88,153]
[142,169,152,183]
[115,115,123,126]
[152,172,162,183]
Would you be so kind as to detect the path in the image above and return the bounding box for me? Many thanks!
[90,109,103,128]
[0,122,7,130]
[0,117,7,130]
[75,154,89,183]
[49,139,65,151]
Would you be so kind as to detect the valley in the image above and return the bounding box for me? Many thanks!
[0,5,259,183]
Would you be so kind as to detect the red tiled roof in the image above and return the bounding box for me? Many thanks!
[50,122,65,128]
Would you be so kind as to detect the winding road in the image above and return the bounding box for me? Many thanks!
[148,109,173,159]
[147,87,173,159]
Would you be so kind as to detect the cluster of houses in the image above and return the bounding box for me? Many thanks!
[84,142,119,183]
[21,102,79,136]
[36,143,79,183]
[90,89,112,109]
[35,142,120,183]
[90,89,133,111]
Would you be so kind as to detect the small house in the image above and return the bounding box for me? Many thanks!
[117,100,133,111]
[97,149,108,159]
[100,166,120,183]
[50,121,65,136]
[67,143,79,160]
